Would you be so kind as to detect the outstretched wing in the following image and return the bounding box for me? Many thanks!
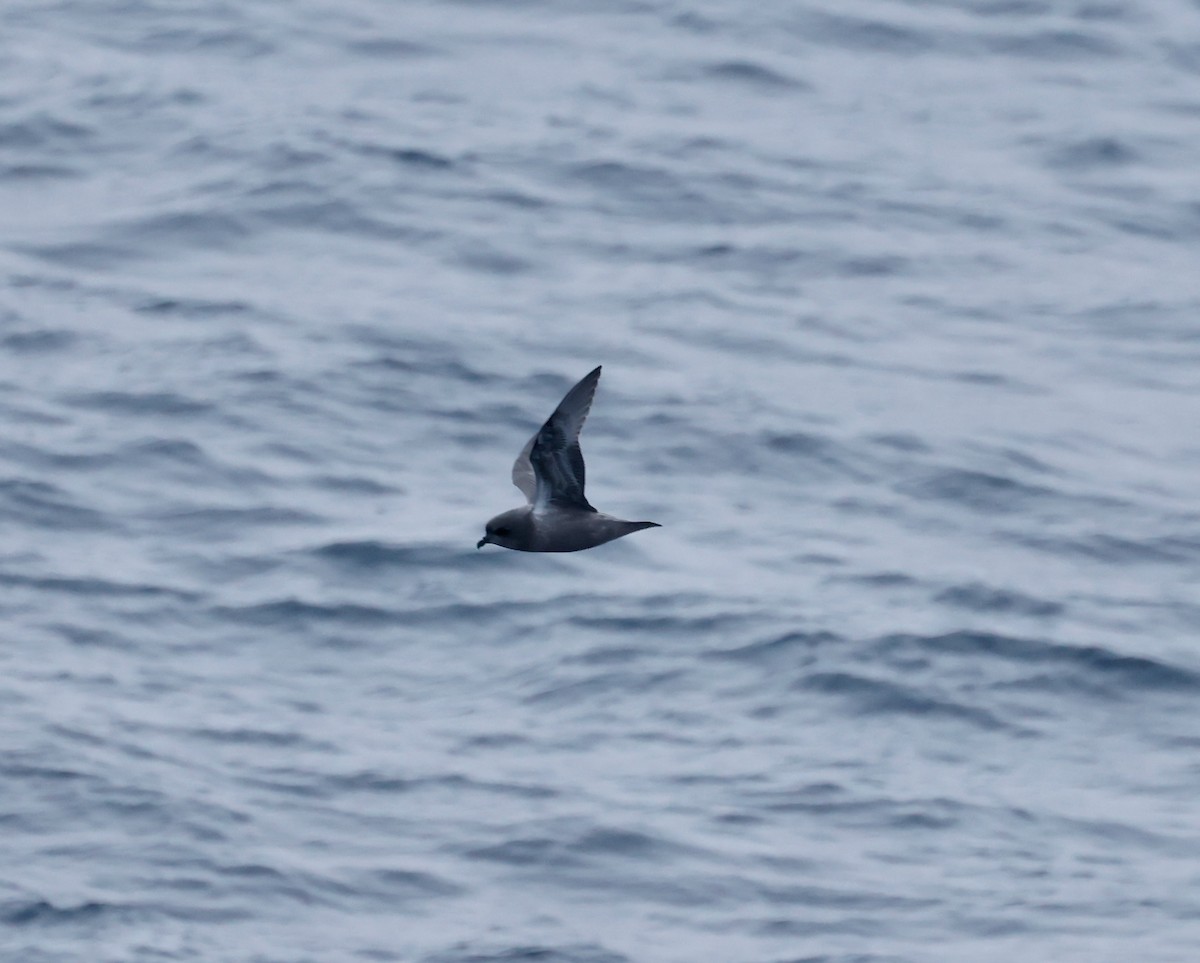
[511,366,601,512]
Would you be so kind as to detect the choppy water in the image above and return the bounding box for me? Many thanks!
[3,1,1200,960]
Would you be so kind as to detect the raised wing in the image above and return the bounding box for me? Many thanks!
[512,366,601,512]
[511,433,537,502]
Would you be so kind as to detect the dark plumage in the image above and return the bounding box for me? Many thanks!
[477,366,660,553]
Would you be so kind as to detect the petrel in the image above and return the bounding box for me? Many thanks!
[477,366,660,552]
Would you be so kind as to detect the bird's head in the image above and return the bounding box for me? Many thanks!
[477,508,532,550]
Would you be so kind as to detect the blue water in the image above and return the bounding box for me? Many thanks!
[3,1,1200,960]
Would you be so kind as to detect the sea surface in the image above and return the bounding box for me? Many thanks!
[2,1,1200,961]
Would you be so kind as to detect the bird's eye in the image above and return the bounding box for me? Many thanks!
[494,527,511,536]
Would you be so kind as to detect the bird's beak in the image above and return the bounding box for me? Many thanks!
[476,536,489,549]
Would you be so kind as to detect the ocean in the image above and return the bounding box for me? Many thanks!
[2,1,1199,960]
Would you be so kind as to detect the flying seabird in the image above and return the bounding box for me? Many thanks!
[477,366,660,553]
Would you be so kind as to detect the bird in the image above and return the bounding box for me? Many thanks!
[477,366,660,552]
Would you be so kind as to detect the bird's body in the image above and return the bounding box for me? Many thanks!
[477,366,659,553]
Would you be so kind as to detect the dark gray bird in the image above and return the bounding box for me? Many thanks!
[477,366,660,553]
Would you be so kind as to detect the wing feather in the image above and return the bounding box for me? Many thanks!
[513,366,601,512]
[511,434,537,502]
